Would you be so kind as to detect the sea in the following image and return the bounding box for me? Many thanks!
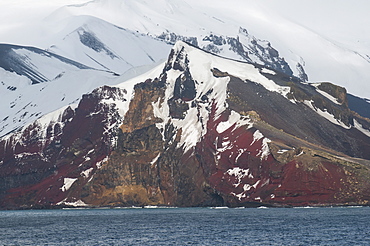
[0,206,369,246]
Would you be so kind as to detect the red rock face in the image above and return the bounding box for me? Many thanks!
[272,160,347,205]
[194,105,276,204]
[0,86,127,209]
[192,101,370,207]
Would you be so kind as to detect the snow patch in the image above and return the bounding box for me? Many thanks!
[316,88,342,105]
[96,156,109,169]
[257,138,272,160]
[61,178,78,192]
[251,130,264,146]
[277,149,289,154]
[217,137,233,153]
[226,167,254,187]
[57,199,89,207]
[63,200,89,207]
[354,119,370,138]
[216,111,240,133]
[243,180,260,191]
[150,153,161,166]
[80,168,94,179]
[260,68,276,75]
[311,83,342,105]
[296,150,304,157]
[304,100,351,129]
[217,111,253,135]
[235,148,248,163]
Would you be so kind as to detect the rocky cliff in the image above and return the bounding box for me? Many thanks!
[1,42,370,209]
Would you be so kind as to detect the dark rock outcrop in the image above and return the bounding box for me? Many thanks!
[157,28,296,77]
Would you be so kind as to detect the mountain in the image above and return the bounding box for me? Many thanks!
[0,43,112,137]
[43,0,370,99]
[0,1,303,138]
[3,0,370,99]
[0,19,172,138]
[4,0,370,117]
[0,43,91,84]
[1,0,370,209]
[45,15,171,74]
[1,42,370,209]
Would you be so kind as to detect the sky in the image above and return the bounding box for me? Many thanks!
[262,0,370,52]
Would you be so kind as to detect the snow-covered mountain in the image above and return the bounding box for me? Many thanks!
[1,0,368,98]
[0,13,172,137]
[45,15,171,74]
[1,0,370,209]
[1,42,370,209]
[0,40,170,138]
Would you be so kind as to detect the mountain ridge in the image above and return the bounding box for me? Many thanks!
[1,41,370,209]
[43,0,370,99]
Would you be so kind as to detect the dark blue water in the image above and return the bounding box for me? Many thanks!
[0,206,369,245]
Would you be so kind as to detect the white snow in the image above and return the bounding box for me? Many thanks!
[353,119,370,138]
[260,68,276,75]
[304,100,351,129]
[57,199,89,207]
[0,67,116,137]
[61,178,78,192]
[251,130,264,146]
[316,109,351,129]
[226,167,254,187]
[216,111,241,133]
[44,15,171,74]
[1,0,370,99]
[216,111,252,136]
[150,153,161,166]
[231,192,246,200]
[311,83,342,105]
[243,180,260,192]
[257,138,272,160]
[63,200,88,207]
[95,156,109,169]
[296,151,304,157]
[0,50,167,139]
[277,149,289,154]
[80,168,94,179]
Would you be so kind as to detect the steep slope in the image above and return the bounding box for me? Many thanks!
[0,20,173,138]
[0,58,117,138]
[46,0,370,99]
[0,43,91,84]
[1,42,370,209]
[44,15,171,74]
[0,43,120,137]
